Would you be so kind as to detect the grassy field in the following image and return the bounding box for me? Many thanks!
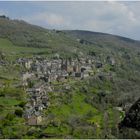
[0,38,51,60]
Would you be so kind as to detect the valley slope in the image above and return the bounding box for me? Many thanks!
[0,16,140,139]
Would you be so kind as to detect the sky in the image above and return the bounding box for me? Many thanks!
[0,1,140,40]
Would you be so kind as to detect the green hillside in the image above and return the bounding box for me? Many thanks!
[0,16,140,139]
[0,16,140,57]
[64,30,140,48]
[0,17,83,57]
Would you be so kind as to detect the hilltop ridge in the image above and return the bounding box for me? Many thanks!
[0,16,140,55]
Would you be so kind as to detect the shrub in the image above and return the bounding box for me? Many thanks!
[15,109,23,117]
[5,113,15,121]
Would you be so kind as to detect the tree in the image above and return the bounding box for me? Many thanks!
[15,109,23,117]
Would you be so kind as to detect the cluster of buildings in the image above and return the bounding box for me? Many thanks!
[18,55,115,125]
[23,82,49,125]
[18,56,105,82]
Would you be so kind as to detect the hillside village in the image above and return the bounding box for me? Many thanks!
[0,13,140,138]
[17,54,116,125]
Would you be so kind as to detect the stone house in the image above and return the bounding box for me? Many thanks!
[46,62,51,67]
[40,76,49,83]
[86,58,92,64]
[61,64,67,71]
[81,67,86,72]
[73,65,80,72]
[46,85,53,92]
[22,72,34,81]
[75,72,82,78]
[61,70,69,77]
[30,98,36,106]
[25,59,32,69]
[49,73,58,82]
[56,76,67,82]
[18,58,32,69]
[35,104,44,111]
[67,65,73,73]
[27,114,42,125]
[32,63,41,73]
[82,71,90,78]
[42,96,49,107]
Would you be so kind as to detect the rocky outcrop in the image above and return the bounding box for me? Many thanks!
[119,98,140,130]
